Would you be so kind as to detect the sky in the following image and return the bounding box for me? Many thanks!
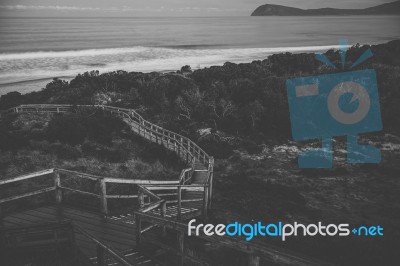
[0,0,396,17]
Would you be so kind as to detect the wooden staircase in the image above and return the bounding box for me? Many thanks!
[0,104,334,266]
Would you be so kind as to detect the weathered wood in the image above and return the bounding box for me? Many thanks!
[249,253,260,266]
[0,187,54,204]
[53,170,62,204]
[0,169,54,185]
[99,178,108,216]
[208,157,214,208]
[60,186,100,198]
[140,224,158,234]
[138,200,162,213]
[138,185,161,201]
[177,186,182,220]
[203,186,209,219]
[57,169,100,181]
[106,194,138,199]
[103,178,179,185]
[177,230,184,266]
[97,244,105,266]
[138,191,145,209]
[75,225,133,266]
[161,201,167,237]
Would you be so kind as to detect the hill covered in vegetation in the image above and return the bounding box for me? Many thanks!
[251,1,400,16]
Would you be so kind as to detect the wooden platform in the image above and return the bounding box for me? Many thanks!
[3,204,136,259]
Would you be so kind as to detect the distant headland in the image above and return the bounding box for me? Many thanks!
[251,1,400,16]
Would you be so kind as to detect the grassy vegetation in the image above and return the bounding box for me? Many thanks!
[0,111,183,180]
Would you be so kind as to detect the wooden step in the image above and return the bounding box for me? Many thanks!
[107,213,135,225]
[90,248,161,266]
[148,205,201,220]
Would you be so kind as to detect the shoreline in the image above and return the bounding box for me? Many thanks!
[0,39,397,97]
[0,44,356,96]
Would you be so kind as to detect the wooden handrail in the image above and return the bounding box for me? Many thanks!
[138,200,164,213]
[0,187,55,204]
[179,168,193,185]
[8,104,213,169]
[137,185,161,201]
[0,168,183,216]
[0,169,54,185]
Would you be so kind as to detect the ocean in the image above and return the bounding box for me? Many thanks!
[0,16,399,95]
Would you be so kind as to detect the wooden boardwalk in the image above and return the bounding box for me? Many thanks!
[0,104,332,266]
[4,204,134,257]
[2,204,166,265]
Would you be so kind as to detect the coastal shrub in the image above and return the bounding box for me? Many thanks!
[49,143,82,160]
[197,134,233,159]
[1,40,400,152]
[46,112,125,145]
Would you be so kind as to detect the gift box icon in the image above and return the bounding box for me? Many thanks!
[286,45,382,168]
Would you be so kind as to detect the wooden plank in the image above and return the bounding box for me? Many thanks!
[18,206,136,239]
[20,208,136,249]
[54,170,62,204]
[57,169,100,181]
[0,187,54,203]
[99,179,108,215]
[0,169,54,185]
[138,186,161,201]
[60,186,100,198]
[104,178,179,185]
[177,231,184,266]
[106,194,138,199]
[3,216,38,227]
[51,210,136,236]
[75,226,133,266]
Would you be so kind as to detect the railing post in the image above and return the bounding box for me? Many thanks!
[178,137,183,158]
[208,157,214,209]
[177,231,184,266]
[138,190,145,208]
[99,178,108,216]
[174,140,178,154]
[97,244,105,266]
[203,185,209,220]
[53,169,62,204]
[248,253,260,266]
[161,201,167,237]
[177,186,182,220]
